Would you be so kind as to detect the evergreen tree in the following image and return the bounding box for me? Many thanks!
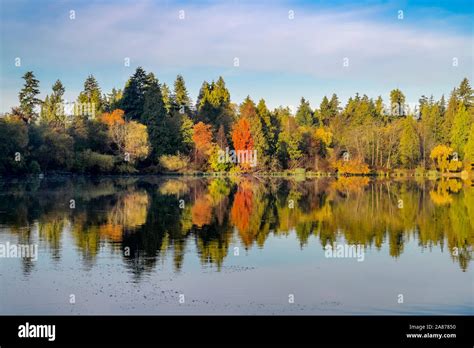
[390,88,406,116]
[439,95,446,115]
[329,93,340,118]
[77,75,102,118]
[319,96,330,126]
[172,75,191,112]
[457,78,473,107]
[104,88,123,112]
[450,102,472,158]
[399,116,420,168]
[142,76,173,160]
[40,80,66,126]
[375,96,386,121]
[196,81,210,111]
[161,83,172,113]
[420,102,442,166]
[442,89,458,143]
[196,77,233,131]
[295,97,314,126]
[121,67,148,120]
[40,95,52,123]
[464,124,474,164]
[180,115,194,154]
[18,71,41,123]
[256,99,278,157]
[51,80,65,124]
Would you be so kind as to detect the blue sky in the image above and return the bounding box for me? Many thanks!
[1,0,473,113]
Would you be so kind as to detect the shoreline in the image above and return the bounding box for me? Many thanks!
[0,169,472,179]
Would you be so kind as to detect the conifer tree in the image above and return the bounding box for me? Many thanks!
[18,71,41,123]
[450,103,471,158]
[295,97,314,126]
[121,67,148,120]
[399,116,420,168]
[142,76,173,160]
[78,75,103,118]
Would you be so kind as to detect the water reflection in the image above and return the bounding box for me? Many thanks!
[0,176,472,276]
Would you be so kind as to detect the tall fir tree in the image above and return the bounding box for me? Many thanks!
[121,67,148,120]
[18,71,41,123]
[172,75,191,112]
[319,96,331,126]
[390,88,406,116]
[442,89,459,143]
[142,76,174,160]
[450,102,472,158]
[41,79,66,126]
[399,116,421,168]
[295,97,315,127]
[77,75,102,118]
[196,77,233,131]
[161,83,172,113]
[457,78,473,107]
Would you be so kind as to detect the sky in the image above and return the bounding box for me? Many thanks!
[0,0,473,113]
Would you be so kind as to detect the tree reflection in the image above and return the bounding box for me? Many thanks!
[0,175,472,276]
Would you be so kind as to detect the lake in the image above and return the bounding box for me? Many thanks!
[0,176,472,315]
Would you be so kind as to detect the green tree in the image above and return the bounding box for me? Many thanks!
[77,75,103,118]
[121,67,148,120]
[196,77,233,131]
[239,96,269,168]
[41,80,66,126]
[399,116,420,168]
[295,97,315,126]
[104,88,123,112]
[180,115,194,154]
[172,75,191,112]
[161,83,172,112]
[457,78,473,107]
[450,103,472,158]
[442,89,459,143]
[390,88,406,116]
[141,76,174,160]
[256,99,278,158]
[464,124,474,165]
[18,71,41,123]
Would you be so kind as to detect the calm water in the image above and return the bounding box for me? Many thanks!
[0,176,472,315]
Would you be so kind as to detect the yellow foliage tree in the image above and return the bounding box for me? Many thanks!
[315,127,333,147]
[430,145,462,172]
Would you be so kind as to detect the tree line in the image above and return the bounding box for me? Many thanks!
[1,67,473,175]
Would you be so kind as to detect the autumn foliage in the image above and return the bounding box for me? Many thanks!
[231,117,254,171]
[100,109,125,126]
[192,122,213,166]
[192,196,212,227]
[330,158,370,175]
[230,181,253,245]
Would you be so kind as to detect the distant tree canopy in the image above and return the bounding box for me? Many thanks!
[1,71,473,175]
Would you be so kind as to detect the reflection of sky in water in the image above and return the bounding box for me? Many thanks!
[0,177,472,315]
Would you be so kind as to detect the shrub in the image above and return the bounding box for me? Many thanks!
[159,154,189,172]
[75,150,114,173]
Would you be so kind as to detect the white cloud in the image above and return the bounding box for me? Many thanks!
[1,0,472,111]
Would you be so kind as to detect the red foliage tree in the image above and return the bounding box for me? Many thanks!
[231,117,254,171]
